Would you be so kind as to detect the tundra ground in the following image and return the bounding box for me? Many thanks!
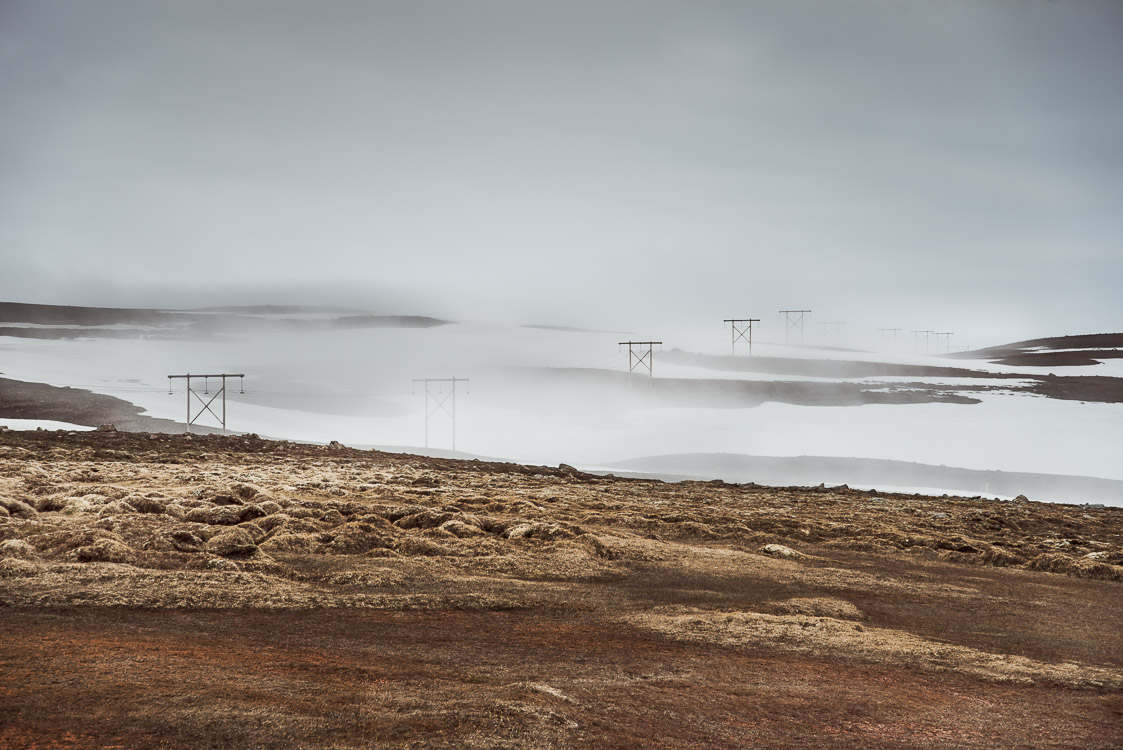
[1,430,1121,748]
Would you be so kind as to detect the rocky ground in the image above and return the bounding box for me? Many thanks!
[1,429,1121,748]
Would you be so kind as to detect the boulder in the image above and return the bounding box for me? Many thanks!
[759,543,805,559]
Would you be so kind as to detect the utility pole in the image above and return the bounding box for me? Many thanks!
[723,319,760,356]
[821,321,846,346]
[877,328,902,350]
[934,332,954,354]
[779,310,811,345]
[619,341,662,377]
[411,377,469,451]
[167,373,245,435]
[912,330,935,353]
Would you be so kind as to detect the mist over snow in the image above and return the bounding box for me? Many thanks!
[1,2,1121,501]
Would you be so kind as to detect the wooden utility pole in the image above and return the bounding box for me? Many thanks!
[411,377,469,451]
[877,328,902,349]
[779,310,810,345]
[912,330,935,353]
[934,332,954,354]
[724,319,760,356]
[619,341,662,377]
[821,321,846,346]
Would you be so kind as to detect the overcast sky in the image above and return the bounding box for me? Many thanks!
[2,0,1120,343]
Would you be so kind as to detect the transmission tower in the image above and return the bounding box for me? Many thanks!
[934,332,954,354]
[619,341,662,377]
[912,330,935,353]
[821,321,846,346]
[167,373,245,435]
[877,328,902,349]
[411,377,469,451]
[724,319,760,356]
[779,309,811,345]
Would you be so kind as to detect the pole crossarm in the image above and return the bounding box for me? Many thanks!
[167,373,245,435]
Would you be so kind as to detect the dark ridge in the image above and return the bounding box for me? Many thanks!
[0,302,197,326]
[0,301,450,338]
[950,333,1123,366]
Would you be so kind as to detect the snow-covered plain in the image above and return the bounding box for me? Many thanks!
[2,321,1121,503]
[0,418,94,431]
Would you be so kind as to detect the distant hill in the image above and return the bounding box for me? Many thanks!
[603,453,1123,506]
[0,301,449,339]
[951,333,1123,367]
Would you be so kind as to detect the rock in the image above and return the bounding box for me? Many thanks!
[1014,494,1029,503]
[759,543,805,559]
[205,527,259,558]
[930,512,948,519]
[504,522,573,541]
[439,519,487,538]
[96,424,117,432]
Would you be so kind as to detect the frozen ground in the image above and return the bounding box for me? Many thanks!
[1,319,1121,503]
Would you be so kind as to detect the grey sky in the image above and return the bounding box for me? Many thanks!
[2,0,1121,343]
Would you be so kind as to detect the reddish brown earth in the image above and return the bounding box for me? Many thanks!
[1,431,1121,748]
